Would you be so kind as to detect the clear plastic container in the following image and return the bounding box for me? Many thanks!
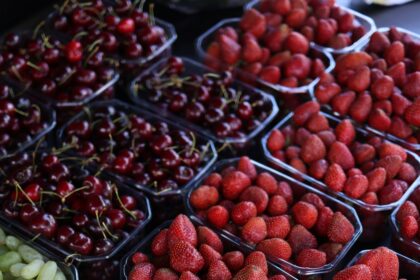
[0,79,56,160]
[128,56,279,148]
[0,154,152,263]
[195,18,335,95]
[345,248,420,279]
[0,218,79,280]
[185,158,362,277]
[245,0,377,55]
[120,216,298,280]
[261,111,420,242]
[389,186,420,261]
[155,0,252,14]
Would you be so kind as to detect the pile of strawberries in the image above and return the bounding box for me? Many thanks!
[127,214,290,280]
[189,157,357,269]
[315,27,420,145]
[395,188,420,242]
[265,101,418,205]
[205,8,329,87]
[333,247,401,280]
[255,0,367,50]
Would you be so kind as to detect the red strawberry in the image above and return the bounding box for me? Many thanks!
[207,260,232,280]
[153,268,178,280]
[266,215,291,239]
[256,238,292,261]
[327,212,355,244]
[287,224,318,254]
[300,134,327,164]
[267,195,288,216]
[403,72,420,99]
[368,31,390,53]
[355,247,399,280]
[331,90,356,116]
[349,92,372,123]
[335,52,373,72]
[371,75,394,100]
[204,173,222,188]
[241,217,267,244]
[404,99,420,126]
[237,156,257,181]
[131,252,149,264]
[222,171,251,200]
[315,19,335,45]
[387,62,407,88]
[389,116,413,139]
[400,215,418,239]
[231,201,258,225]
[284,54,311,79]
[317,130,337,147]
[396,201,419,223]
[379,180,405,204]
[301,193,325,210]
[233,265,267,280]
[333,264,372,280]
[190,185,219,210]
[285,9,306,28]
[128,263,155,280]
[151,229,168,257]
[271,0,292,15]
[366,167,386,192]
[344,175,368,199]
[199,244,222,266]
[293,101,320,126]
[379,142,407,161]
[180,271,200,280]
[354,144,376,164]
[198,226,224,253]
[328,142,355,170]
[257,172,279,195]
[239,9,267,38]
[259,66,281,84]
[264,26,290,52]
[269,275,287,280]
[309,159,329,180]
[295,127,311,146]
[315,206,334,237]
[315,82,341,104]
[289,157,307,176]
[276,181,294,205]
[267,51,292,67]
[284,31,309,54]
[325,163,347,192]
[245,251,268,275]
[292,201,319,229]
[375,155,403,180]
[169,241,205,273]
[335,120,355,145]
[361,192,379,204]
[242,34,263,63]
[384,41,405,66]
[267,129,285,153]
[306,113,329,133]
[218,34,241,65]
[223,251,244,272]
[207,205,229,229]
[239,187,269,214]
[347,66,371,92]
[167,215,198,248]
[368,109,391,131]
[296,249,327,268]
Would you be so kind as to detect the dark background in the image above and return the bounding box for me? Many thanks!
[1,0,419,58]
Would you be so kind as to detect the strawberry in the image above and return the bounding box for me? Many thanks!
[315,82,341,104]
[349,92,373,123]
[169,241,205,273]
[204,173,222,188]
[309,159,329,179]
[257,172,279,195]
[301,193,325,210]
[231,201,258,225]
[368,31,391,54]
[296,249,327,268]
[292,201,319,229]
[379,180,404,204]
[317,130,337,147]
[384,41,405,66]
[198,226,223,253]
[378,142,407,161]
[128,263,155,280]
[315,19,335,45]
[366,167,386,192]
[295,127,311,146]
[396,201,419,223]
[269,275,287,280]
[368,109,391,131]
[300,134,327,164]
[239,187,269,214]
[207,260,232,280]
[276,181,294,205]
[371,75,394,100]
[264,13,282,27]
[306,113,330,133]
[239,9,267,38]
[361,191,379,204]
[375,155,403,180]
[344,174,368,199]
[328,141,355,170]
[223,251,244,272]
[267,129,285,152]
[256,238,292,261]
[242,34,263,63]
[335,52,373,73]
[264,26,290,52]
[356,247,399,280]
[331,90,356,116]
[207,205,229,229]
[233,265,268,280]
[237,156,257,181]
[338,12,354,33]
[311,58,326,77]
[266,215,291,239]
[325,163,347,192]
[327,212,355,244]
[244,251,268,275]
[199,244,222,266]
[403,72,420,99]
[285,9,306,28]
[205,42,221,70]
[387,62,406,88]
[267,195,288,216]
[293,101,320,126]
[318,242,343,263]
[404,99,420,126]
[180,271,200,280]
[400,215,418,239]
[333,264,372,280]
[217,27,238,41]
[167,214,198,248]
[259,66,281,84]
[389,117,413,139]
[271,0,292,15]
[267,51,292,67]
[153,268,178,280]
[190,185,219,210]
[151,229,168,257]
[222,171,251,200]
[315,206,334,237]
[218,34,241,65]
[131,252,149,264]
[284,54,311,79]
[335,120,355,145]
[241,217,267,244]
[354,144,376,164]
[287,224,318,254]
[284,31,309,54]
[290,158,308,176]
[347,66,371,92]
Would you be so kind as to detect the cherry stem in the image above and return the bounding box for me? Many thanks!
[148,4,155,26]
[73,31,88,41]
[84,46,99,67]
[95,210,108,240]
[62,185,91,202]
[10,67,25,83]
[113,186,136,219]
[41,34,54,49]
[188,132,197,155]
[199,142,211,162]
[12,180,35,206]
[58,68,76,86]
[59,0,70,14]
[32,21,45,39]
[217,142,232,153]
[102,222,118,240]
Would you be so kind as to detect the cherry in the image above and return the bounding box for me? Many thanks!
[56,226,76,245]
[66,120,91,138]
[93,239,114,255]
[85,194,108,216]
[181,151,201,167]
[174,165,194,184]
[150,134,173,154]
[45,200,64,216]
[113,155,133,174]
[53,15,68,31]
[237,102,254,120]
[4,33,20,49]
[71,7,91,26]
[72,86,93,100]
[161,149,181,168]
[205,108,224,124]
[57,180,75,197]
[117,18,135,35]
[19,204,39,224]
[3,201,19,219]
[158,179,178,191]
[185,102,205,122]
[68,232,93,255]
[107,208,126,229]
[75,69,97,85]
[48,163,70,183]
[167,57,185,74]
[42,155,59,170]
[72,213,89,228]
[65,40,83,63]
[23,183,41,202]
[124,42,143,58]
[82,176,104,195]
[127,210,144,228]
[120,195,137,210]
[29,213,57,238]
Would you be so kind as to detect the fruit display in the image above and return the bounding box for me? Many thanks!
[314,27,420,150]
[390,187,420,261]
[0,150,151,261]
[187,157,361,276]
[246,0,375,53]
[122,214,294,280]
[58,100,217,196]
[0,226,77,279]
[0,80,55,159]
[130,56,278,147]
[197,16,334,93]
[334,247,419,280]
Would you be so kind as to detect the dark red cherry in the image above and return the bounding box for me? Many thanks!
[117,18,135,35]
[68,232,93,255]
[174,165,195,184]
[29,213,57,238]
[56,226,76,245]
[120,195,137,210]
[19,204,39,224]
[72,213,89,228]
[93,239,114,255]
[107,208,126,229]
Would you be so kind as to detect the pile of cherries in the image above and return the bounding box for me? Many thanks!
[134,57,275,141]
[62,102,213,192]
[0,151,147,256]
[49,0,168,61]
[0,82,51,157]
[0,31,117,104]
